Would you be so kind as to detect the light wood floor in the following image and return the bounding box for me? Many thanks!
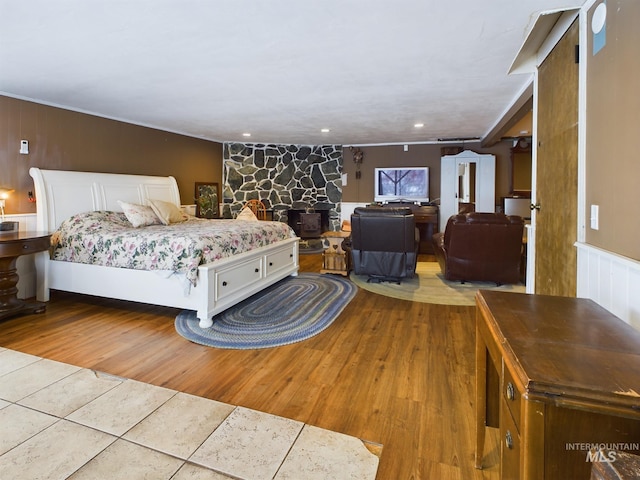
[0,254,500,479]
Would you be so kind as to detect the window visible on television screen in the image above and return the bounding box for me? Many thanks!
[378,169,427,197]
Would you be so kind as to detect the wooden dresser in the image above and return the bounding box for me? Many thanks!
[411,205,438,255]
[475,290,640,479]
[379,202,438,254]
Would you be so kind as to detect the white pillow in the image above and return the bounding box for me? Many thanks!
[147,199,185,225]
[117,200,162,227]
[236,206,259,221]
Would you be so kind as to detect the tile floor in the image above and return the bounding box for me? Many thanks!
[0,347,381,479]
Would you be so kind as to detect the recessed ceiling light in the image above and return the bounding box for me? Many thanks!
[414,123,424,128]
[321,128,330,133]
[242,133,251,137]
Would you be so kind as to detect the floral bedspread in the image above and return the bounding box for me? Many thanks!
[51,211,297,285]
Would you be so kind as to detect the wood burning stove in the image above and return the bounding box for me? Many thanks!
[287,209,330,238]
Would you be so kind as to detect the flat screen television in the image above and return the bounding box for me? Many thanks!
[374,167,430,203]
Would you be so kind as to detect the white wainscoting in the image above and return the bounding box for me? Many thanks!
[576,242,640,331]
[3,214,39,299]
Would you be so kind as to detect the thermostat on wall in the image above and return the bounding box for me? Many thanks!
[20,140,29,154]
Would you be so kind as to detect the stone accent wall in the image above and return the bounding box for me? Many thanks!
[222,143,343,230]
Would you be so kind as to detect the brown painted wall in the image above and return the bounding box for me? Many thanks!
[585,0,640,260]
[341,141,513,204]
[0,95,223,213]
[1,95,514,216]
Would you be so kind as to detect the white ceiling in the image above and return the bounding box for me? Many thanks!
[0,1,584,146]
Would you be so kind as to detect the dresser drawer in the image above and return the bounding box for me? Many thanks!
[501,396,521,479]
[265,245,296,276]
[215,258,263,301]
[413,213,437,223]
[0,236,50,257]
[503,364,521,432]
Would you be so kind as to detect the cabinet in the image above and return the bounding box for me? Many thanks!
[440,150,495,232]
[475,290,640,479]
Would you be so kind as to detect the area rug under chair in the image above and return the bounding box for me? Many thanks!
[350,261,526,306]
[175,273,356,349]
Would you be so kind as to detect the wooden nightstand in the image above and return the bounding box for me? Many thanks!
[320,230,351,276]
[0,231,51,321]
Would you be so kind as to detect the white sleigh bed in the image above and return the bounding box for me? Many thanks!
[30,168,299,328]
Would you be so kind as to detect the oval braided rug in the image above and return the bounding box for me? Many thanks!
[175,273,356,349]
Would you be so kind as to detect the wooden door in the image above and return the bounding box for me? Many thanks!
[534,20,579,296]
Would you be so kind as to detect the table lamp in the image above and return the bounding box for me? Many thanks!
[0,187,18,232]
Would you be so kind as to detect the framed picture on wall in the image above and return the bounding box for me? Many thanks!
[195,182,220,218]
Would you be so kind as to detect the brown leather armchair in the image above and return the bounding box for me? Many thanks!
[348,206,419,283]
[432,212,524,285]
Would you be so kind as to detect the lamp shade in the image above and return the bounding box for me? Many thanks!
[0,187,14,199]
